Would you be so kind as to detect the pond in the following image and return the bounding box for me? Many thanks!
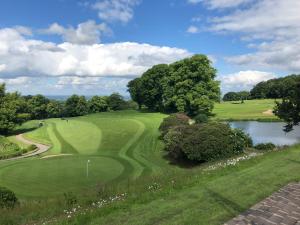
[229,121,300,146]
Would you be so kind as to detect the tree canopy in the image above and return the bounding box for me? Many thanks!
[223,91,250,101]
[250,74,300,99]
[274,81,300,132]
[128,55,220,116]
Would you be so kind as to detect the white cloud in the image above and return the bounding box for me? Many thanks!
[0,64,6,72]
[92,0,140,23]
[41,20,110,45]
[187,25,199,34]
[220,70,276,92]
[188,0,252,8]
[0,76,32,86]
[206,0,300,72]
[0,27,191,79]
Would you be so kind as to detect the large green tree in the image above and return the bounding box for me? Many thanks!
[27,95,50,119]
[88,96,108,113]
[127,78,143,110]
[250,74,300,99]
[0,84,29,134]
[128,55,220,116]
[65,95,88,117]
[107,93,126,111]
[274,81,300,132]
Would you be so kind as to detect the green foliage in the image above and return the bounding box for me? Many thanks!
[254,143,276,151]
[127,78,144,109]
[182,123,246,162]
[63,192,77,208]
[0,186,18,209]
[107,93,127,111]
[46,100,64,118]
[0,84,29,134]
[274,81,300,132]
[250,74,300,99]
[159,113,190,138]
[128,55,220,115]
[65,95,88,117]
[0,136,20,156]
[27,95,50,119]
[194,113,208,123]
[223,91,250,101]
[163,122,251,163]
[88,96,108,113]
[231,128,253,150]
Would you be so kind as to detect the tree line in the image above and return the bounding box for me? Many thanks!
[223,74,300,101]
[128,55,220,116]
[0,84,135,135]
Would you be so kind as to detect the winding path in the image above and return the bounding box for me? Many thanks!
[2,134,51,161]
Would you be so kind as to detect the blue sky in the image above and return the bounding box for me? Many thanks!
[0,0,299,96]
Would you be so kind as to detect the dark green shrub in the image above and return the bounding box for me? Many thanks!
[64,192,77,207]
[163,126,187,160]
[194,113,208,123]
[159,113,190,138]
[254,143,276,151]
[163,122,250,163]
[231,128,253,151]
[0,187,18,209]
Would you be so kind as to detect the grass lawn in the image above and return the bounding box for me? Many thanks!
[0,111,169,198]
[1,108,300,225]
[213,99,279,121]
[56,144,300,225]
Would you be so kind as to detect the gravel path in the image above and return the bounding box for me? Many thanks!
[1,134,50,161]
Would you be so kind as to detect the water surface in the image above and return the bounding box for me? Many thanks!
[229,121,300,146]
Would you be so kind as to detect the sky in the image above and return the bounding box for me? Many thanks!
[0,0,299,96]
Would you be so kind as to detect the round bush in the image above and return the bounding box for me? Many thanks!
[0,187,18,209]
[159,113,190,138]
[164,122,251,163]
[254,143,276,151]
[194,113,208,124]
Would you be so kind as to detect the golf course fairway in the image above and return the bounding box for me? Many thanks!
[0,111,168,198]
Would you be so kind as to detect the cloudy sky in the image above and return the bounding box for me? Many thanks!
[0,0,299,96]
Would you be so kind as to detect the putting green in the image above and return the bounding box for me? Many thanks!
[0,111,169,198]
[0,155,124,198]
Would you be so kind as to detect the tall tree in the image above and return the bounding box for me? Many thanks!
[127,78,143,110]
[107,93,126,111]
[162,55,220,115]
[27,95,50,119]
[274,81,300,132]
[0,84,29,134]
[65,95,88,117]
[88,96,108,113]
[127,55,220,116]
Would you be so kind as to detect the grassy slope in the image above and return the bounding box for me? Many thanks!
[58,144,300,225]
[213,99,279,121]
[0,111,169,198]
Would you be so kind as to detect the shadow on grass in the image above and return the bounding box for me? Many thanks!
[10,127,38,135]
[205,188,245,213]
[288,159,300,164]
[163,153,201,169]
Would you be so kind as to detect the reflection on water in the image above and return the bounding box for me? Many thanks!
[229,121,300,146]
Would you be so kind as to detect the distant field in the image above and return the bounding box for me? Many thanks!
[0,111,169,198]
[213,99,279,121]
